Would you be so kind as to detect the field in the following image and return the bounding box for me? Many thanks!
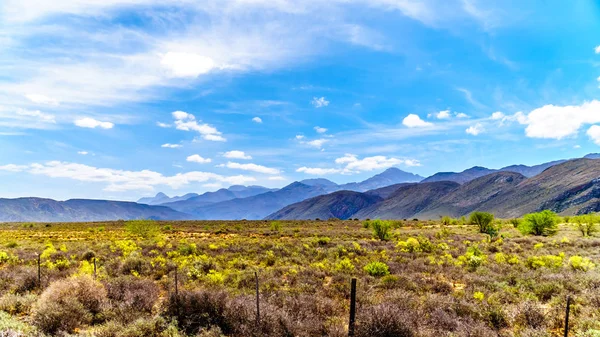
[0,218,598,336]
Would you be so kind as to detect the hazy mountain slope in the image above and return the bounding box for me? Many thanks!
[0,198,188,222]
[265,191,383,220]
[364,183,413,199]
[339,168,423,191]
[354,181,460,219]
[500,160,566,178]
[415,172,527,218]
[188,182,327,220]
[138,192,173,205]
[299,178,338,188]
[159,186,275,213]
[421,167,496,184]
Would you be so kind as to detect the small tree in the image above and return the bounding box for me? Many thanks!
[519,210,558,236]
[469,212,495,234]
[573,214,598,237]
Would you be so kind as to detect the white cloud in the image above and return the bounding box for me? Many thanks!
[455,112,469,118]
[402,114,433,128]
[595,45,600,54]
[77,151,89,155]
[161,143,182,148]
[314,126,327,133]
[220,162,280,175]
[435,110,451,119]
[223,150,252,160]
[491,111,505,120]
[16,108,56,123]
[25,94,59,106]
[333,154,420,173]
[311,97,329,108]
[156,122,171,128]
[305,138,328,149]
[295,135,305,140]
[171,111,226,142]
[296,167,341,175]
[268,176,286,181]
[186,154,211,163]
[524,101,600,140]
[74,117,114,129]
[0,164,28,172]
[0,161,255,191]
[587,125,600,145]
[161,52,217,78]
[466,123,484,135]
[574,145,581,149]
[252,117,263,123]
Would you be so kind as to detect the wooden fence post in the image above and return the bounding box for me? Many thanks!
[349,278,357,336]
[93,256,97,279]
[564,295,571,337]
[37,253,41,289]
[255,271,260,326]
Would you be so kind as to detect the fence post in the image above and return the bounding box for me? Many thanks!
[174,268,178,298]
[255,271,260,326]
[93,256,97,279]
[37,253,41,289]
[564,295,571,337]
[349,278,357,336]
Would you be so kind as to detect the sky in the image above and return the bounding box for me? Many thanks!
[1,1,600,201]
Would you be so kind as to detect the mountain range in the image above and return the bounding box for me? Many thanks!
[1,154,599,222]
[268,158,600,220]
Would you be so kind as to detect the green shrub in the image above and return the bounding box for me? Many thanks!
[459,245,487,271]
[334,258,355,273]
[397,237,421,253]
[125,220,161,239]
[269,221,282,232]
[519,210,558,236]
[469,212,495,234]
[577,330,600,337]
[569,255,595,272]
[31,275,107,334]
[363,261,390,277]
[573,214,599,237]
[367,219,392,241]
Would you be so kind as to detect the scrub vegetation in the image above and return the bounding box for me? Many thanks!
[0,213,598,336]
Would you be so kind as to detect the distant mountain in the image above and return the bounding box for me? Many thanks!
[339,168,423,192]
[266,191,382,220]
[0,198,189,222]
[299,178,339,189]
[142,185,276,211]
[364,183,413,199]
[421,166,496,184]
[138,192,174,205]
[500,159,566,178]
[185,182,328,220]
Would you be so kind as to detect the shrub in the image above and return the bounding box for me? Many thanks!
[469,212,495,234]
[363,261,390,277]
[473,291,485,301]
[519,210,558,236]
[368,219,392,241]
[269,221,282,232]
[0,293,37,315]
[573,215,599,237]
[355,303,415,337]
[164,290,232,335]
[397,237,421,253]
[105,276,159,322]
[569,255,595,272]
[125,220,161,239]
[31,275,107,334]
[334,258,355,273]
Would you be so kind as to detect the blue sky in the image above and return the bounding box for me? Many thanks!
[1,0,600,201]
